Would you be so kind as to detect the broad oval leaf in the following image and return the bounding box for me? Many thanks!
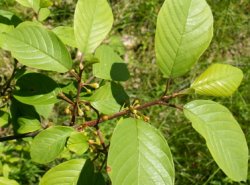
[13,73,61,105]
[31,126,74,164]
[38,8,50,22]
[93,45,130,81]
[0,177,19,185]
[53,26,77,48]
[74,0,113,54]
[15,0,40,12]
[0,111,9,127]
[17,117,41,134]
[107,118,175,185]
[39,159,86,185]
[191,63,243,97]
[184,100,248,182]
[66,132,89,155]
[2,25,72,72]
[89,82,129,115]
[155,0,213,78]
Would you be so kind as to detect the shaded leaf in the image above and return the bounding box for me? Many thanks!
[107,118,175,185]
[39,159,86,185]
[155,0,213,77]
[89,82,129,115]
[67,132,89,155]
[31,126,74,164]
[191,63,243,97]
[93,45,129,81]
[74,0,113,54]
[0,10,22,26]
[17,117,41,134]
[184,100,248,181]
[13,73,60,105]
[2,24,72,72]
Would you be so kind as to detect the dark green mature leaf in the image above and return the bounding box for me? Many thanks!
[0,10,22,26]
[107,118,175,185]
[191,63,243,97]
[17,117,41,134]
[0,111,9,127]
[89,82,129,115]
[39,159,86,185]
[53,26,77,48]
[31,126,74,164]
[2,25,73,72]
[155,0,213,78]
[184,100,248,182]
[74,0,113,54]
[77,160,106,185]
[67,132,89,155]
[93,45,130,81]
[0,177,19,185]
[13,73,60,105]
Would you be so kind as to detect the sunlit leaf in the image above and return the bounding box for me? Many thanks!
[184,100,248,181]
[0,177,19,185]
[74,0,113,53]
[155,0,213,77]
[31,126,74,164]
[67,132,89,155]
[108,118,175,185]
[53,26,77,48]
[0,111,9,127]
[191,63,243,97]
[39,159,86,185]
[93,45,129,81]
[15,0,40,12]
[38,8,50,21]
[17,117,41,134]
[2,24,73,72]
[34,104,54,119]
[0,10,22,26]
[13,73,61,105]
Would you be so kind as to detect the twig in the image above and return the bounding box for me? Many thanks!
[0,131,39,142]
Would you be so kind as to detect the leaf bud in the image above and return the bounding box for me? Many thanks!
[78,107,84,116]
[89,83,99,89]
[102,115,109,121]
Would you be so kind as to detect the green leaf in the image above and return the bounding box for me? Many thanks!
[17,117,41,134]
[0,177,19,185]
[184,100,248,182]
[155,0,213,78]
[77,160,106,185]
[191,63,243,97]
[13,73,61,105]
[0,111,9,127]
[67,132,89,155]
[93,45,130,81]
[74,0,113,54]
[15,0,40,12]
[34,104,54,119]
[40,0,53,8]
[2,24,73,72]
[31,126,74,164]
[39,159,86,185]
[0,10,22,26]
[89,82,129,115]
[38,8,50,21]
[107,118,175,185]
[52,26,77,48]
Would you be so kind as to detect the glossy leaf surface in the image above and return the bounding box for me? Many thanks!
[74,0,113,53]
[31,126,74,164]
[53,26,77,48]
[107,118,175,185]
[191,63,243,97]
[89,82,129,115]
[17,117,41,134]
[184,100,248,181]
[155,0,213,77]
[39,159,86,185]
[93,45,129,81]
[2,25,72,72]
[67,132,89,155]
[13,73,61,105]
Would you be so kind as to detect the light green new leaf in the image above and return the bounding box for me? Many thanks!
[17,117,41,134]
[38,8,50,21]
[191,63,243,97]
[184,100,248,182]
[31,126,74,164]
[89,82,129,115]
[0,177,19,185]
[39,159,86,185]
[15,0,40,12]
[13,73,61,105]
[0,111,9,127]
[67,132,89,155]
[2,25,72,72]
[53,26,77,48]
[74,0,113,54]
[34,104,54,119]
[155,0,213,78]
[93,45,130,81]
[107,118,175,185]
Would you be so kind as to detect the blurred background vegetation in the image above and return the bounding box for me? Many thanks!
[0,0,249,184]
